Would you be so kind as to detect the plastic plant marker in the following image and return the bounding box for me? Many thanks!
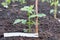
[4,32,38,37]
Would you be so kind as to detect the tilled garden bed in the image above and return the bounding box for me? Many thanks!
[0,0,60,40]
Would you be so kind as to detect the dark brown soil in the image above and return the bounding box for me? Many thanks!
[0,0,60,40]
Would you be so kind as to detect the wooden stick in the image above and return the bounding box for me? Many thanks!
[35,0,38,33]
[54,0,57,19]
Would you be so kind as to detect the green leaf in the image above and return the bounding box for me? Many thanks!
[29,14,46,18]
[29,15,37,18]
[37,14,46,17]
[50,9,54,14]
[42,0,45,2]
[21,19,27,24]
[13,19,27,24]
[6,0,11,4]
[20,5,34,13]
[58,11,60,13]
[19,0,26,4]
[23,29,28,32]
[12,0,19,3]
[13,19,22,24]
[1,2,8,8]
[51,2,54,6]
[58,4,60,6]
[20,6,29,11]
[30,5,34,9]
[56,0,59,5]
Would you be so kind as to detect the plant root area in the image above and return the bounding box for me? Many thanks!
[0,0,60,40]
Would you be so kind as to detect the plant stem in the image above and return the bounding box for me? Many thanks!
[28,18,31,32]
[35,0,38,33]
[54,0,57,19]
[28,13,31,32]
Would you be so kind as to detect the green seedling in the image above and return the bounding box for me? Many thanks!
[13,5,35,32]
[20,5,35,32]
[21,5,46,32]
[1,0,26,8]
[50,0,59,19]
[13,5,46,32]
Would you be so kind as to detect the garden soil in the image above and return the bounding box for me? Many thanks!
[0,0,60,40]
